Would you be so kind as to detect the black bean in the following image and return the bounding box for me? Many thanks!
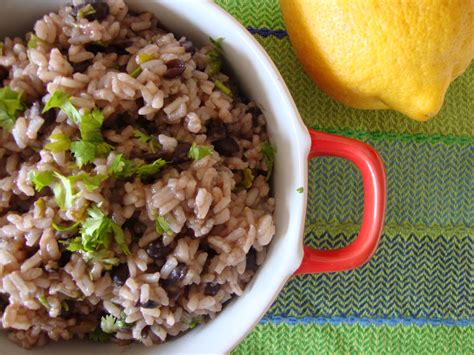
[200,243,217,260]
[164,59,186,79]
[58,250,72,268]
[72,60,91,74]
[73,1,109,22]
[204,282,220,296]
[245,248,257,272]
[170,142,192,163]
[110,263,129,286]
[136,116,159,134]
[113,39,133,54]
[0,294,9,312]
[123,213,147,238]
[166,263,187,285]
[84,43,105,55]
[206,120,227,142]
[213,137,240,157]
[146,241,171,260]
[139,300,158,309]
[180,40,196,54]
[176,226,195,239]
[0,66,9,83]
[247,106,262,126]
[146,262,161,274]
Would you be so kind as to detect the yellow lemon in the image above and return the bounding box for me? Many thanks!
[280,0,474,121]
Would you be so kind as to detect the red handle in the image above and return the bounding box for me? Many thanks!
[295,129,386,274]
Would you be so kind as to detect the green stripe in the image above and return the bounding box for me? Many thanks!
[233,323,474,354]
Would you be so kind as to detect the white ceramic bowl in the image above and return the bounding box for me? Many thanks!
[0,1,386,353]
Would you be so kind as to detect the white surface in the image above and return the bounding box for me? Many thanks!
[0,0,311,354]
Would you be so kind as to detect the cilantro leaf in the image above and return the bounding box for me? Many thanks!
[53,172,76,210]
[214,80,232,97]
[43,91,82,124]
[100,314,119,333]
[79,108,105,142]
[207,37,224,77]
[76,174,107,192]
[88,327,111,343]
[138,53,154,64]
[38,295,50,311]
[109,153,136,178]
[68,205,130,256]
[0,87,25,131]
[100,314,133,334]
[71,108,112,167]
[44,132,71,153]
[261,142,276,181]
[133,129,159,153]
[29,171,55,191]
[52,221,80,232]
[186,315,204,329]
[27,34,46,49]
[77,3,96,18]
[155,214,172,235]
[296,187,304,193]
[70,141,96,167]
[188,143,214,160]
[135,158,166,180]
[30,171,104,210]
[242,168,254,189]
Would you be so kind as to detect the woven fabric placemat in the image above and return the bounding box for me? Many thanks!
[214,0,474,353]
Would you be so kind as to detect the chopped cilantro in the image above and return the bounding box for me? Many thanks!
[186,315,204,329]
[155,215,172,235]
[44,132,71,153]
[71,108,112,167]
[214,80,232,96]
[27,34,46,49]
[100,314,119,333]
[133,129,159,153]
[242,168,254,189]
[261,142,276,180]
[0,86,25,131]
[135,158,166,180]
[66,205,130,256]
[43,91,82,124]
[29,171,55,191]
[130,66,142,78]
[38,295,50,310]
[52,221,80,232]
[100,314,133,334]
[207,37,224,76]
[88,327,110,343]
[73,173,107,192]
[296,187,304,193]
[70,141,96,167]
[188,143,214,160]
[30,171,105,210]
[77,3,96,18]
[138,53,154,64]
[109,153,136,178]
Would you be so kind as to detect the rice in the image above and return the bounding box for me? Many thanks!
[0,0,276,349]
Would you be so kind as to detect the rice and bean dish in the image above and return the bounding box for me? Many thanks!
[0,0,276,348]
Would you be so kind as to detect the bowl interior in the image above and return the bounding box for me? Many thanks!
[0,0,310,353]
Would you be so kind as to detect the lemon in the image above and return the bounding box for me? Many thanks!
[280,0,474,121]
